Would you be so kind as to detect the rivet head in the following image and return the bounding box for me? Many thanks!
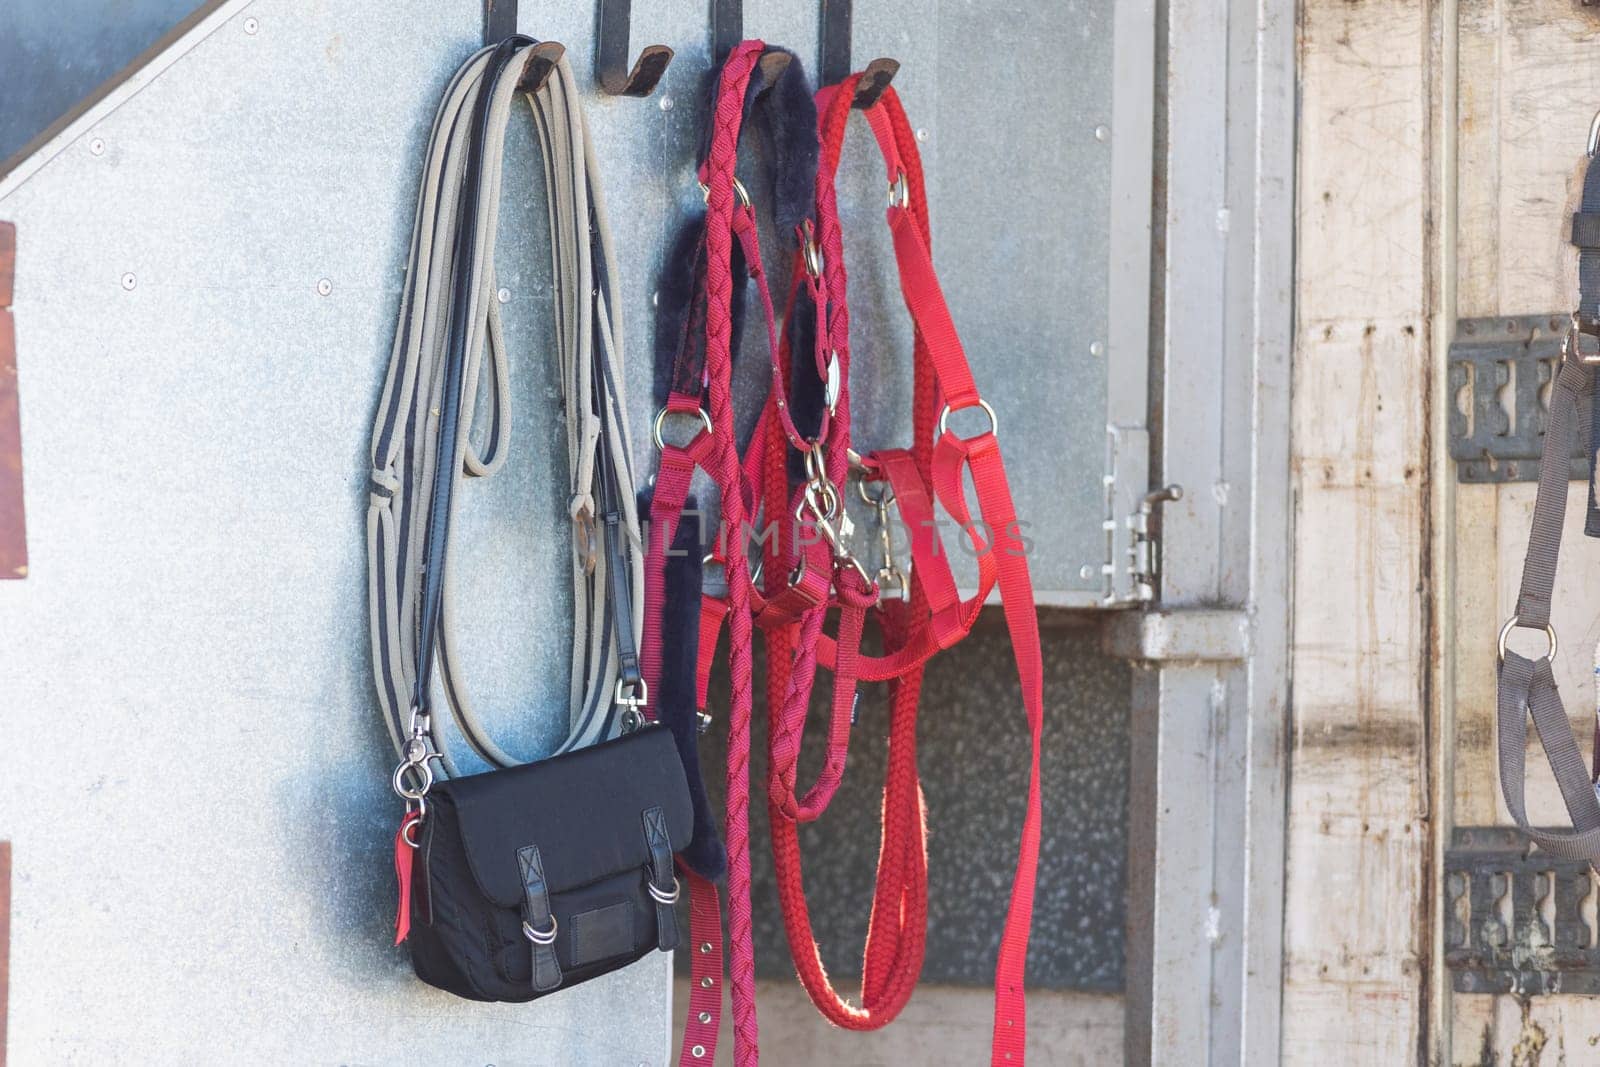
[1094,124,1111,142]
[1078,564,1095,581]
[692,1046,706,1059]
[659,95,674,112]
[89,137,105,156]
[915,127,929,142]
[698,1011,711,1024]
[120,272,137,291]
[316,278,332,296]
[699,976,714,988]
[699,941,712,953]
[1089,341,1104,358]
[497,287,511,303]
[243,16,258,34]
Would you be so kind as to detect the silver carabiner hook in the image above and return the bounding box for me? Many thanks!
[1587,110,1600,159]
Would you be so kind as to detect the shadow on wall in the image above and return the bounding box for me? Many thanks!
[686,619,1131,992]
[0,1,205,164]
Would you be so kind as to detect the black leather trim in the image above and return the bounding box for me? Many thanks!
[643,804,679,951]
[518,844,563,993]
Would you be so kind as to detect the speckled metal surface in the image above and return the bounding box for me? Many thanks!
[0,2,673,1062]
[0,0,1127,1058]
[687,623,1130,991]
[0,0,203,162]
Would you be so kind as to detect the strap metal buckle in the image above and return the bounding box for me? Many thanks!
[698,175,753,211]
[522,916,559,946]
[1498,614,1558,665]
[937,398,1000,440]
[1562,317,1600,364]
[616,678,650,732]
[794,447,879,598]
[573,507,599,575]
[652,406,713,450]
[889,170,909,210]
[392,705,438,811]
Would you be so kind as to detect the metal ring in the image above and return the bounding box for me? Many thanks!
[937,398,999,440]
[856,475,895,507]
[648,876,681,905]
[889,170,909,210]
[401,813,424,848]
[653,406,713,450]
[803,238,824,279]
[698,176,753,210]
[1498,615,1558,664]
[522,916,559,947]
[616,677,649,707]
[391,759,433,801]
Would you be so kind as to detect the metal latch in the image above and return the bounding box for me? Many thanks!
[1126,485,1182,603]
[1444,826,1598,995]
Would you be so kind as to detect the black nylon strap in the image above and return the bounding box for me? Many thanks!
[413,38,526,712]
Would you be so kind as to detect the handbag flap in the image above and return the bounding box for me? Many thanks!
[429,726,692,908]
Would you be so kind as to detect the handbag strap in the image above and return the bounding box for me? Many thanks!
[368,39,645,798]
[1497,128,1600,861]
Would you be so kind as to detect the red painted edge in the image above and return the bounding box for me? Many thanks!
[0,221,25,580]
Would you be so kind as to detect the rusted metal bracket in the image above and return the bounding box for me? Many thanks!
[1448,314,1589,483]
[1445,826,1599,994]
[0,221,24,579]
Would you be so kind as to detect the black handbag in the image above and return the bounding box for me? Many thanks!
[408,727,689,1000]
[367,39,690,1002]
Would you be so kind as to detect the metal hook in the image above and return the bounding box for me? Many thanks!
[819,0,899,107]
[852,58,899,109]
[518,41,566,94]
[1589,110,1600,159]
[595,0,674,97]
[712,0,742,62]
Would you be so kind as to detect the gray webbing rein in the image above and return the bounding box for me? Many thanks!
[366,42,646,797]
[1496,113,1600,862]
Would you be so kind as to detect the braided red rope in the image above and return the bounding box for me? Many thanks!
[697,41,768,1067]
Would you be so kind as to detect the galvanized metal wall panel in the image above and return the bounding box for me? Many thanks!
[0,0,1141,1061]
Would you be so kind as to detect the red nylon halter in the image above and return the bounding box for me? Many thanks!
[639,40,849,1067]
[759,76,1048,1064]
[646,51,1045,1067]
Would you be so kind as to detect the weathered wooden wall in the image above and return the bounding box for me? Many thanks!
[1452,1,1600,1062]
[1285,1,1434,1062]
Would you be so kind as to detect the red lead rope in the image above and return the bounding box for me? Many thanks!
[649,55,1045,1066]
[762,78,1047,1063]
